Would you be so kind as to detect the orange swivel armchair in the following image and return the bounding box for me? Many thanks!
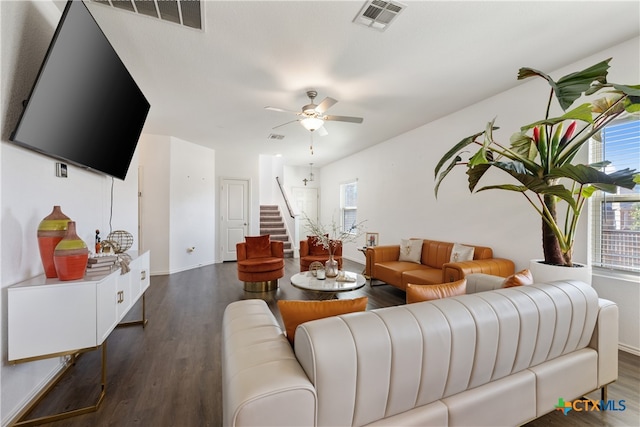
[299,236,343,272]
[237,235,284,292]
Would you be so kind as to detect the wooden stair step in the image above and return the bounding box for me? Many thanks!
[260,205,292,258]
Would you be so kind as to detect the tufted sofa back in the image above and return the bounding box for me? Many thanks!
[294,281,599,427]
[420,240,493,268]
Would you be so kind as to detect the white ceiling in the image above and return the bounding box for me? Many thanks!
[77,0,639,167]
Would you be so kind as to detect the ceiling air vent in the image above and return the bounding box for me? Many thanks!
[354,0,406,31]
[268,134,285,140]
[92,0,203,30]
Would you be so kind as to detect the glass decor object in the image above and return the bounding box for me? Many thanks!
[325,255,339,278]
[37,205,70,278]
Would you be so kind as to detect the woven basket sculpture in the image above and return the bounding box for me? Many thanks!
[103,230,133,254]
[308,261,324,277]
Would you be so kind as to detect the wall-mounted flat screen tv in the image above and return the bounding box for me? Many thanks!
[9,0,150,180]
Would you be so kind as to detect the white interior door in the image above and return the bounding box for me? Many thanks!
[220,178,249,261]
[292,187,318,235]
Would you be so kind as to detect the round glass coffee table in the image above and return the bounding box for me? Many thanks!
[290,270,366,293]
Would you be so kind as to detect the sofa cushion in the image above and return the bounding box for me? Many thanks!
[401,268,445,286]
[450,243,475,263]
[399,239,423,263]
[375,262,432,290]
[503,269,534,288]
[406,279,467,303]
[277,297,368,345]
[237,257,284,273]
[245,235,271,258]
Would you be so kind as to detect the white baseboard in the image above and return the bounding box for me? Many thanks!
[149,260,217,276]
[619,343,640,356]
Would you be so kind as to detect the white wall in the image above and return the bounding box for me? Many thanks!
[139,135,216,274]
[169,137,216,272]
[1,1,140,422]
[320,37,640,353]
[259,154,287,206]
[593,273,640,355]
[138,134,171,272]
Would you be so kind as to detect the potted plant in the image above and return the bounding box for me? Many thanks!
[434,58,639,277]
[303,213,366,277]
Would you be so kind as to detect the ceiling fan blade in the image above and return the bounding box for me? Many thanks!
[272,119,299,129]
[317,126,329,136]
[265,106,299,115]
[315,97,337,113]
[324,114,364,124]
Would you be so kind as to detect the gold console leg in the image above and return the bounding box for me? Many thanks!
[12,343,107,427]
[244,280,279,292]
[118,292,149,328]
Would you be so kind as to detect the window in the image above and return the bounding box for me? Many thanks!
[340,181,358,233]
[590,119,640,273]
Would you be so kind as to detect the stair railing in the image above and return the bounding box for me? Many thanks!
[275,176,300,257]
[276,176,295,218]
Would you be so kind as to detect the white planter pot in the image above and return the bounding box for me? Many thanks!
[529,259,592,286]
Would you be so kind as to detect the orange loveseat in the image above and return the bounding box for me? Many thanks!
[369,239,514,291]
[299,237,343,272]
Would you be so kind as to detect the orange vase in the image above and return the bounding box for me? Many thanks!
[37,206,71,278]
[53,221,89,281]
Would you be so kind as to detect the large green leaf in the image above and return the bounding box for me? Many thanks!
[554,59,611,110]
[510,131,538,160]
[471,162,577,209]
[467,161,533,193]
[583,82,639,96]
[468,148,489,167]
[476,181,577,211]
[434,131,484,178]
[434,155,462,198]
[466,163,491,193]
[518,59,611,111]
[517,67,555,85]
[520,104,594,131]
[548,164,638,191]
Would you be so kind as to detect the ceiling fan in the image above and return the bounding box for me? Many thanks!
[265,90,364,136]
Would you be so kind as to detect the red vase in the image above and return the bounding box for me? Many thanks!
[53,221,89,281]
[37,206,70,278]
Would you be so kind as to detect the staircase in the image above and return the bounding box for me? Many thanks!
[260,205,293,258]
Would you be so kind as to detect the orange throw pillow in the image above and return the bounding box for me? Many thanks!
[503,269,534,288]
[278,297,368,345]
[406,279,467,304]
[245,235,271,258]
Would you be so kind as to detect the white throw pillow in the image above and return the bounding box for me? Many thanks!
[399,239,423,263]
[450,243,474,262]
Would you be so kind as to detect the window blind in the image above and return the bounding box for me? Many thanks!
[341,181,358,233]
[590,119,640,273]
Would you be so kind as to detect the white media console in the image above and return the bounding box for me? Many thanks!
[7,251,150,426]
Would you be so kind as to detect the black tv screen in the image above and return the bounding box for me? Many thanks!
[10,0,150,180]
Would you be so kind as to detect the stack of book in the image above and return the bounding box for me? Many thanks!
[85,254,118,277]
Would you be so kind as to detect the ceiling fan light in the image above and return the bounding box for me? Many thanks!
[301,117,324,132]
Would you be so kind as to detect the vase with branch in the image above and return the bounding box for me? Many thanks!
[435,58,639,268]
[303,213,366,277]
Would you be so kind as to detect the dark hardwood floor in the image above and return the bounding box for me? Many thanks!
[19,258,639,427]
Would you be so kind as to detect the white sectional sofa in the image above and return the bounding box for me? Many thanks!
[222,279,618,426]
